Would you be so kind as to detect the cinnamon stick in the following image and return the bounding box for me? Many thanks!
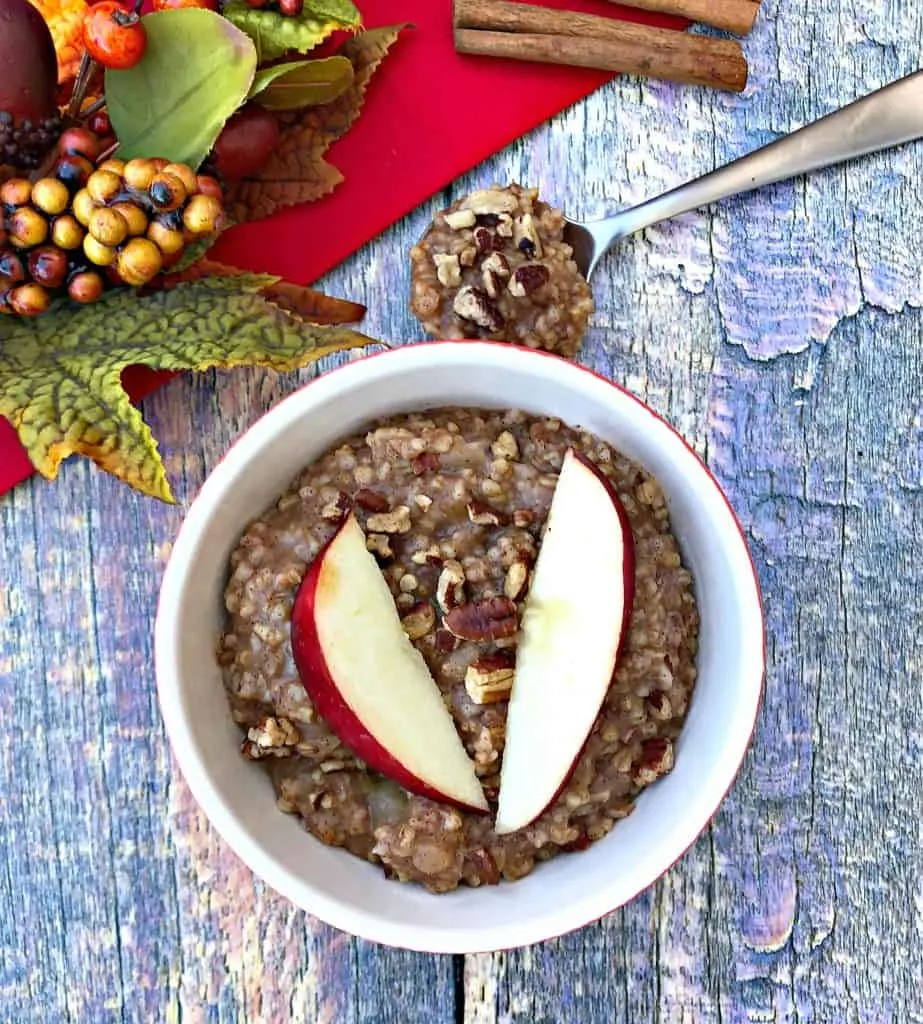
[454,1,748,93]
[602,0,761,37]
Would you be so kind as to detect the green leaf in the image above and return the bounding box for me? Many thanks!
[248,56,354,110]
[221,0,357,62]
[106,9,257,169]
[0,276,371,502]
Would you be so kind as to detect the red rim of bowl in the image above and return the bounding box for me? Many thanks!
[156,339,767,952]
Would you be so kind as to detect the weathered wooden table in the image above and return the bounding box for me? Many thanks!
[3,1,922,1019]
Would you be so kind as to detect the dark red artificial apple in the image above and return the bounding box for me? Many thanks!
[494,449,635,835]
[209,104,280,183]
[291,514,488,813]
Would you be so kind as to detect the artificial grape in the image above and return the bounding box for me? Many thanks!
[88,206,129,247]
[195,174,223,201]
[0,177,32,207]
[10,281,50,316]
[51,214,85,250]
[86,168,122,203]
[121,157,156,191]
[182,193,223,235]
[279,0,303,14]
[31,177,70,216]
[117,237,162,286]
[96,157,126,177]
[8,207,48,247]
[72,188,97,227]
[111,200,148,236]
[58,126,102,162]
[148,172,186,212]
[83,233,116,266]
[68,270,105,304]
[27,245,68,289]
[0,250,26,282]
[146,218,185,256]
[162,162,198,194]
[54,154,94,191]
[82,2,147,71]
[150,157,169,172]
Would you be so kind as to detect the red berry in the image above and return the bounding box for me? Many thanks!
[58,126,102,162]
[83,3,147,71]
[278,0,303,14]
[89,109,112,136]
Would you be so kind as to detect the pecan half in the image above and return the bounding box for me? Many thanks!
[354,488,389,513]
[508,263,551,298]
[436,559,466,611]
[474,226,495,254]
[444,596,518,642]
[465,651,516,704]
[453,286,503,332]
[366,506,412,534]
[503,560,530,601]
[401,601,436,640]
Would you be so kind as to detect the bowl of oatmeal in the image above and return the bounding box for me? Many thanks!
[155,342,764,953]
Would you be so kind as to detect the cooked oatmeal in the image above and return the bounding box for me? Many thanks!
[218,409,699,893]
[409,184,594,358]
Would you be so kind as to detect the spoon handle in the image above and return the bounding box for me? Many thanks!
[603,69,923,240]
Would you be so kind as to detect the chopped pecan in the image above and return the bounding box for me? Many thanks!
[561,833,592,853]
[401,601,436,640]
[508,263,551,298]
[444,596,518,642]
[496,213,514,238]
[633,738,675,785]
[366,506,412,534]
[435,628,459,654]
[412,451,440,475]
[462,188,519,216]
[474,226,495,254]
[491,429,518,460]
[453,286,503,332]
[436,559,466,611]
[465,651,516,704]
[241,716,300,760]
[512,508,533,528]
[411,542,441,565]
[444,208,476,230]
[466,499,508,527]
[646,690,673,721]
[483,268,501,299]
[466,846,501,885]
[481,252,511,279]
[503,560,530,601]
[459,245,477,267]
[354,488,389,513]
[366,533,393,561]
[513,212,543,258]
[414,494,433,511]
[434,253,462,288]
[320,491,351,521]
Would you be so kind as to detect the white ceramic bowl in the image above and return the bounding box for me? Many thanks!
[155,341,764,953]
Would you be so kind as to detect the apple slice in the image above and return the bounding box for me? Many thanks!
[291,513,487,813]
[495,449,635,835]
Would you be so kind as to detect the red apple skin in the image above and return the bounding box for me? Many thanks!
[516,450,637,826]
[291,526,488,815]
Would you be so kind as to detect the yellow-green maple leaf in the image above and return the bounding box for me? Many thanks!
[0,275,371,502]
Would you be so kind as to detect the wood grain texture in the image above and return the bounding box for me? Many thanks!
[3,0,923,1019]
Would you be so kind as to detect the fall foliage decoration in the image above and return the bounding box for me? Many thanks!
[0,0,405,497]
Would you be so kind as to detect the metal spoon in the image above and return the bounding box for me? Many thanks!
[564,70,923,281]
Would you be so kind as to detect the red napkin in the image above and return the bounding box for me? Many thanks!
[0,0,679,496]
